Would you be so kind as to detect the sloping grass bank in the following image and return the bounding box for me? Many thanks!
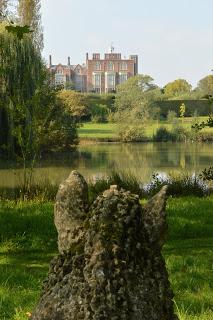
[78,118,212,142]
[0,196,212,319]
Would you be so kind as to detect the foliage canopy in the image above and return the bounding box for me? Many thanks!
[197,75,213,97]
[0,24,78,159]
[164,79,192,97]
[114,75,161,141]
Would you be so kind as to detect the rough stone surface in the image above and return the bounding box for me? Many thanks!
[54,170,89,254]
[32,171,178,320]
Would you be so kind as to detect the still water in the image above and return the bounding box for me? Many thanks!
[0,142,212,188]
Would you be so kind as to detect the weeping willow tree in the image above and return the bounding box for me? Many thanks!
[18,0,43,51]
[0,23,44,160]
[0,14,79,196]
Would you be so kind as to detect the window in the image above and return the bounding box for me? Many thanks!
[94,61,101,70]
[119,73,128,84]
[120,62,127,70]
[55,74,66,85]
[93,73,101,87]
[107,61,114,71]
[94,88,100,93]
[107,73,115,87]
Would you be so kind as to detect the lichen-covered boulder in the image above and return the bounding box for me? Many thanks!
[32,171,178,320]
[54,170,89,254]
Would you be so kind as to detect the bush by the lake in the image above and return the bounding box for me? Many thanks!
[199,166,213,181]
[171,125,189,142]
[153,127,175,142]
[154,125,189,142]
[153,124,213,142]
[91,104,109,123]
[147,172,208,197]
[117,125,147,142]
[88,170,143,202]
[89,170,211,200]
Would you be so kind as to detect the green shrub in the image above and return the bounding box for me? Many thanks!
[146,172,207,198]
[153,127,174,142]
[90,104,109,123]
[117,125,146,142]
[198,132,213,142]
[88,170,211,201]
[171,126,189,142]
[199,167,213,181]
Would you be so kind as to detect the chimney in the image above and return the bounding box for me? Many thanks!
[93,53,100,60]
[68,56,71,66]
[49,55,52,67]
[86,52,89,60]
[130,55,138,75]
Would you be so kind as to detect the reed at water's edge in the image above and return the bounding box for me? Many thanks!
[0,168,212,201]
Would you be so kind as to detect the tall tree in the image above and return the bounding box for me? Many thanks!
[0,26,78,159]
[0,24,44,157]
[114,75,159,141]
[115,74,158,113]
[164,79,192,97]
[18,0,43,50]
[57,90,89,120]
[197,75,213,96]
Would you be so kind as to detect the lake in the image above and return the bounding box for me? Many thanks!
[0,142,212,188]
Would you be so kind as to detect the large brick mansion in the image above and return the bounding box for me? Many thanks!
[48,48,138,93]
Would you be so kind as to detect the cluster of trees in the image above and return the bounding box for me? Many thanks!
[109,74,213,141]
[163,79,192,97]
[0,0,80,162]
[50,73,213,142]
[55,74,213,125]
[162,76,213,99]
[1,0,212,149]
[55,90,116,124]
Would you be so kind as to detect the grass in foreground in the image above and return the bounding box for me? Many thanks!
[0,196,212,319]
[164,197,213,319]
[0,201,56,320]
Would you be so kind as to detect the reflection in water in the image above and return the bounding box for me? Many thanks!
[0,142,212,187]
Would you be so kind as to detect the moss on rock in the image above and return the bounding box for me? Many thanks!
[32,172,178,320]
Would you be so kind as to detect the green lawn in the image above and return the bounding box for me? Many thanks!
[78,117,211,139]
[78,122,117,139]
[0,196,212,319]
[164,197,213,319]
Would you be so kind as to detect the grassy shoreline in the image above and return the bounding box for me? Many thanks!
[0,196,212,319]
[78,119,213,142]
